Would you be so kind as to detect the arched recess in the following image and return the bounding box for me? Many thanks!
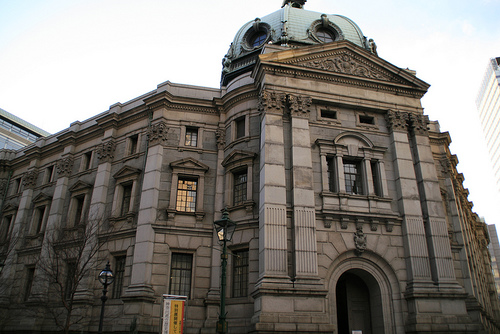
[326,250,404,334]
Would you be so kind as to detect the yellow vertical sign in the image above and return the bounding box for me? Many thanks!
[168,300,184,334]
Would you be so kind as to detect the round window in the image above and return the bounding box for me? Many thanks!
[250,31,267,47]
[316,28,336,43]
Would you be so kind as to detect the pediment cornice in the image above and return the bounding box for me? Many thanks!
[256,41,429,98]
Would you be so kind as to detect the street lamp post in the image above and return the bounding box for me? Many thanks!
[213,209,236,334]
[98,261,114,334]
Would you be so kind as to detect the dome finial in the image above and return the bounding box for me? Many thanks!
[282,0,306,9]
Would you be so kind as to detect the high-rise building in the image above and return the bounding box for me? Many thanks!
[476,57,500,191]
[0,1,499,333]
[0,108,50,150]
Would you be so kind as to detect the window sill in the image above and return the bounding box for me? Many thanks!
[109,212,136,224]
[321,192,391,202]
[228,200,255,214]
[167,209,205,221]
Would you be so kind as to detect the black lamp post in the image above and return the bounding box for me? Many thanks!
[98,261,114,334]
[213,208,236,334]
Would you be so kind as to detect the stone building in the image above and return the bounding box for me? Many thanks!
[1,1,499,333]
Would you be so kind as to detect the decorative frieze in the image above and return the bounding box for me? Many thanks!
[287,94,312,117]
[96,141,116,163]
[147,122,168,145]
[300,52,391,81]
[385,110,408,132]
[56,157,74,177]
[258,90,286,114]
[22,169,38,189]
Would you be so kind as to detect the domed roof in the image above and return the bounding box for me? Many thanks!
[221,0,375,86]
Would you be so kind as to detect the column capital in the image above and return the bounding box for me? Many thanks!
[146,121,168,146]
[408,113,429,136]
[23,168,39,189]
[288,94,312,118]
[258,90,286,114]
[96,140,116,163]
[385,110,409,132]
[56,156,74,177]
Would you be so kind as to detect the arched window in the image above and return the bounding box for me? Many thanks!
[316,27,336,43]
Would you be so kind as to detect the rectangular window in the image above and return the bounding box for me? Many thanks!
[327,157,336,192]
[232,250,249,298]
[44,166,54,184]
[235,117,245,139]
[65,262,77,300]
[129,135,138,155]
[24,267,35,301]
[321,109,337,119]
[176,178,197,212]
[0,215,13,243]
[343,159,363,195]
[33,206,46,234]
[169,253,193,298]
[185,127,198,147]
[83,152,92,170]
[73,195,85,225]
[112,256,126,299]
[371,161,382,196]
[121,183,133,216]
[233,170,247,205]
[12,178,21,195]
[359,115,375,125]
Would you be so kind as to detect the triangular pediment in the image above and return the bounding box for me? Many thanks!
[69,180,93,192]
[170,158,209,172]
[2,203,18,213]
[33,192,52,204]
[222,150,256,168]
[113,166,142,180]
[258,41,429,96]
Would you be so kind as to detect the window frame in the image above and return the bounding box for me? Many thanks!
[168,158,209,220]
[184,127,199,147]
[169,252,194,299]
[221,150,256,209]
[175,177,198,213]
[24,266,36,302]
[179,123,204,150]
[67,181,92,227]
[127,134,140,156]
[80,151,93,172]
[232,249,249,298]
[30,193,52,235]
[111,166,141,220]
[112,255,126,299]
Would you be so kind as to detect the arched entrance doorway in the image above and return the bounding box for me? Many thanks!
[335,269,384,334]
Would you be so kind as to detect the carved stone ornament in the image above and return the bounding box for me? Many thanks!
[300,52,391,81]
[215,128,226,149]
[23,169,38,189]
[0,178,8,197]
[288,94,312,117]
[354,227,367,256]
[259,91,286,114]
[408,113,429,136]
[385,110,409,132]
[56,157,74,177]
[147,122,168,145]
[96,141,116,163]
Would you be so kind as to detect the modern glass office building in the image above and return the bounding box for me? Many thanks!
[0,108,50,150]
[476,57,500,191]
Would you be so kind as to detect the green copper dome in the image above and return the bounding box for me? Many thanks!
[221,0,375,85]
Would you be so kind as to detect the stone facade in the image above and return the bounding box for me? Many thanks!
[1,3,500,334]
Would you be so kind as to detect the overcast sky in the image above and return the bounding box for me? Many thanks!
[1,0,500,231]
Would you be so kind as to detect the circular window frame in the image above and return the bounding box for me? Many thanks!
[242,23,271,52]
[309,20,344,44]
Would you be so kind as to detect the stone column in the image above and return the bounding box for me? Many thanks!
[0,169,36,304]
[385,110,433,287]
[203,126,225,330]
[124,121,167,301]
[408,114,457,287]
[256,90,288,283]
[288,94,318,280]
